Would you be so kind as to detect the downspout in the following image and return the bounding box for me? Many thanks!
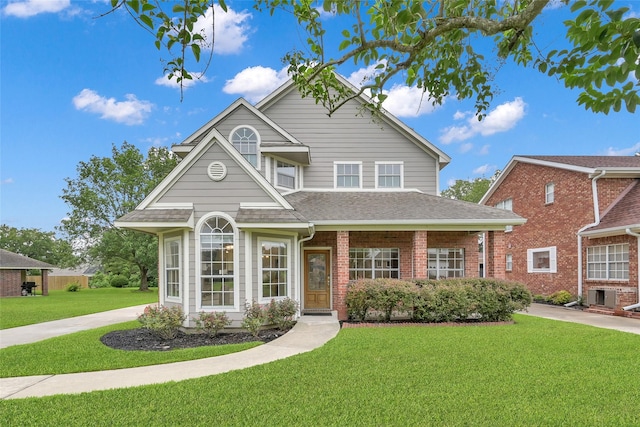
[567,170,607,307]
[297,223,316,315]
[622,228,640,311]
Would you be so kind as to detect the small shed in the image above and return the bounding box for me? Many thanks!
[0,249,55,297]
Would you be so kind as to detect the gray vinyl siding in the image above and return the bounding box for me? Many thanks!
[249,232,297,304]
[262,89,440,194]
[214,105,289,144]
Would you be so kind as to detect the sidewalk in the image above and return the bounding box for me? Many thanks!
[520,303,640,335]
[0,312,340,400]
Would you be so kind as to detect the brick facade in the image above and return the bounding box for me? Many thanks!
[304,230,484,320]
[0,270,25,297]
[484,161,638,311]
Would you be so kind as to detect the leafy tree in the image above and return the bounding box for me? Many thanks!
[0,225,78,268]
[107,0,639,115]
[59,143,178,291]
[441,171,499,203]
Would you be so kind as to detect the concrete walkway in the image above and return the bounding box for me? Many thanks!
[1,303,638,400]
[519,303,640,335]
[0,311,340,400]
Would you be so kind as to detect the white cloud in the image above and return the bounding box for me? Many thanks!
[439,97,527,144]
[223,66,289,102]
[473,164,496,175]
[155,72,210,90]
[1,178,14,185]
[3,0,70,17]
[459,143,473,154]
[380,84,442,118]
[346,62,386,87]
[479,144,490,155]
[193,4,253,55]
[605,142,640,156]
[72,89,154,125]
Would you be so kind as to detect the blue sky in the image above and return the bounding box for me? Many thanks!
[1,0,639,234]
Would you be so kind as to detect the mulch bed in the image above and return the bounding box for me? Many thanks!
[101,327,291,351]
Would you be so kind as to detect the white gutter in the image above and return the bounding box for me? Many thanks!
[570,170,607,306]
[623,228,640,310]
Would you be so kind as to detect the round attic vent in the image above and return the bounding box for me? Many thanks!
[207,161,227,181]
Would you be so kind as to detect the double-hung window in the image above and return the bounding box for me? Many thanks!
[275,161,296,189]
[376,162,403,188]
[587,244,629,280]
[428,248,465,279]
[506,253,513,272]
[164,237,181,300]
[260,240,289,299]
[495,198,513,232]
[334,162,362,188]
[527,246,557,273]
[349,248,399,279]
[545,182,555,204]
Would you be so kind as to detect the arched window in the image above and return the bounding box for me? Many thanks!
[230,126,259,167]
[200,216,235,307]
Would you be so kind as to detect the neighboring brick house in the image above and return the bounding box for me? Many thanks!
[0,249,54,297]
[480,156,640,314]
[116,75,524,325]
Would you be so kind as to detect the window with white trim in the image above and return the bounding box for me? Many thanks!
[376,162,403,188]
[164,237,181,300]
[506,253,513,272]
[428,248,465,279]
[545,182,555,204]
[260,240,289,299]
[587,244,629,280]
[334,162,362,188]
[495,198,513,232]
[200,217,235,307]
[349,248,399,279]
[527,246,557,273]
[275,160,296,189]
[231,126,259,167]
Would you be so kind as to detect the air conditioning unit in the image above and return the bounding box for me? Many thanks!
[587,289,616,308]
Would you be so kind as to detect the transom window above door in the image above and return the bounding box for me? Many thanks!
[230,126,259,167]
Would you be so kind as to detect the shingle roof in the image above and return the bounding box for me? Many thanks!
[521,156,640,169]
[0,249,56,269]
[117,209,193,223]
[284,191,524,225]
[235,208,309,223]
[584,179,640,232]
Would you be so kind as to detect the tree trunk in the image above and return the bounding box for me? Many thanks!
[139,265,149,292]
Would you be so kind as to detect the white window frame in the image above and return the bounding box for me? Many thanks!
[527,246,557,273]
[196,213,239,311]
[505,253,513,272]
[545,182,555,204]
[230,125,260,169]
[274,160,297,190]
[586,244,629,281]
[495,198,513,232]
[428,248,465,279]
[334,161,362,189]
[258,237,291,301]
[375,161,404,189]
[164,236,181,302]
[349,248,399,280]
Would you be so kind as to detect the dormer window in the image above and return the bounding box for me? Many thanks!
[276,160,296,189]
[231,126,259,168]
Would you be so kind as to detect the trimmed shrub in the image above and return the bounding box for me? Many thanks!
[549,290,573,305]
[242,300,266,337]
[110,275,129,288]
[347,278,532,323]
[195,311,231,337]
[89,272,110,288]
[265,298,299,330]
[65,282,82,292]
[137,305,185,339]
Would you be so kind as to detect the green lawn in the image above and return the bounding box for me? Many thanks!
[0,288,158,329]
[1,315,638,426]
[0,321,261,377]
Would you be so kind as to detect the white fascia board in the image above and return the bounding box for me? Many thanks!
[589,167,640,178]
[239,202,285,209]
[580,224,640,238]
[313,218,527,228]
[236,224,309,231]
[147,202,194,210]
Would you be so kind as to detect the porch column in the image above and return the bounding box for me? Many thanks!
[413,230,428,279]
[335,230,350,320]
[41,270,49,296]
[485,231,506,279]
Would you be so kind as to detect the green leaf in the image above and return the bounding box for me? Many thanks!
[191,43,201,62]
[140,14,153,29]
[219,0,228,13]
[127,0,140,14]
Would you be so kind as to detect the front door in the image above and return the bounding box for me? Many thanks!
[304,250,331,310]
